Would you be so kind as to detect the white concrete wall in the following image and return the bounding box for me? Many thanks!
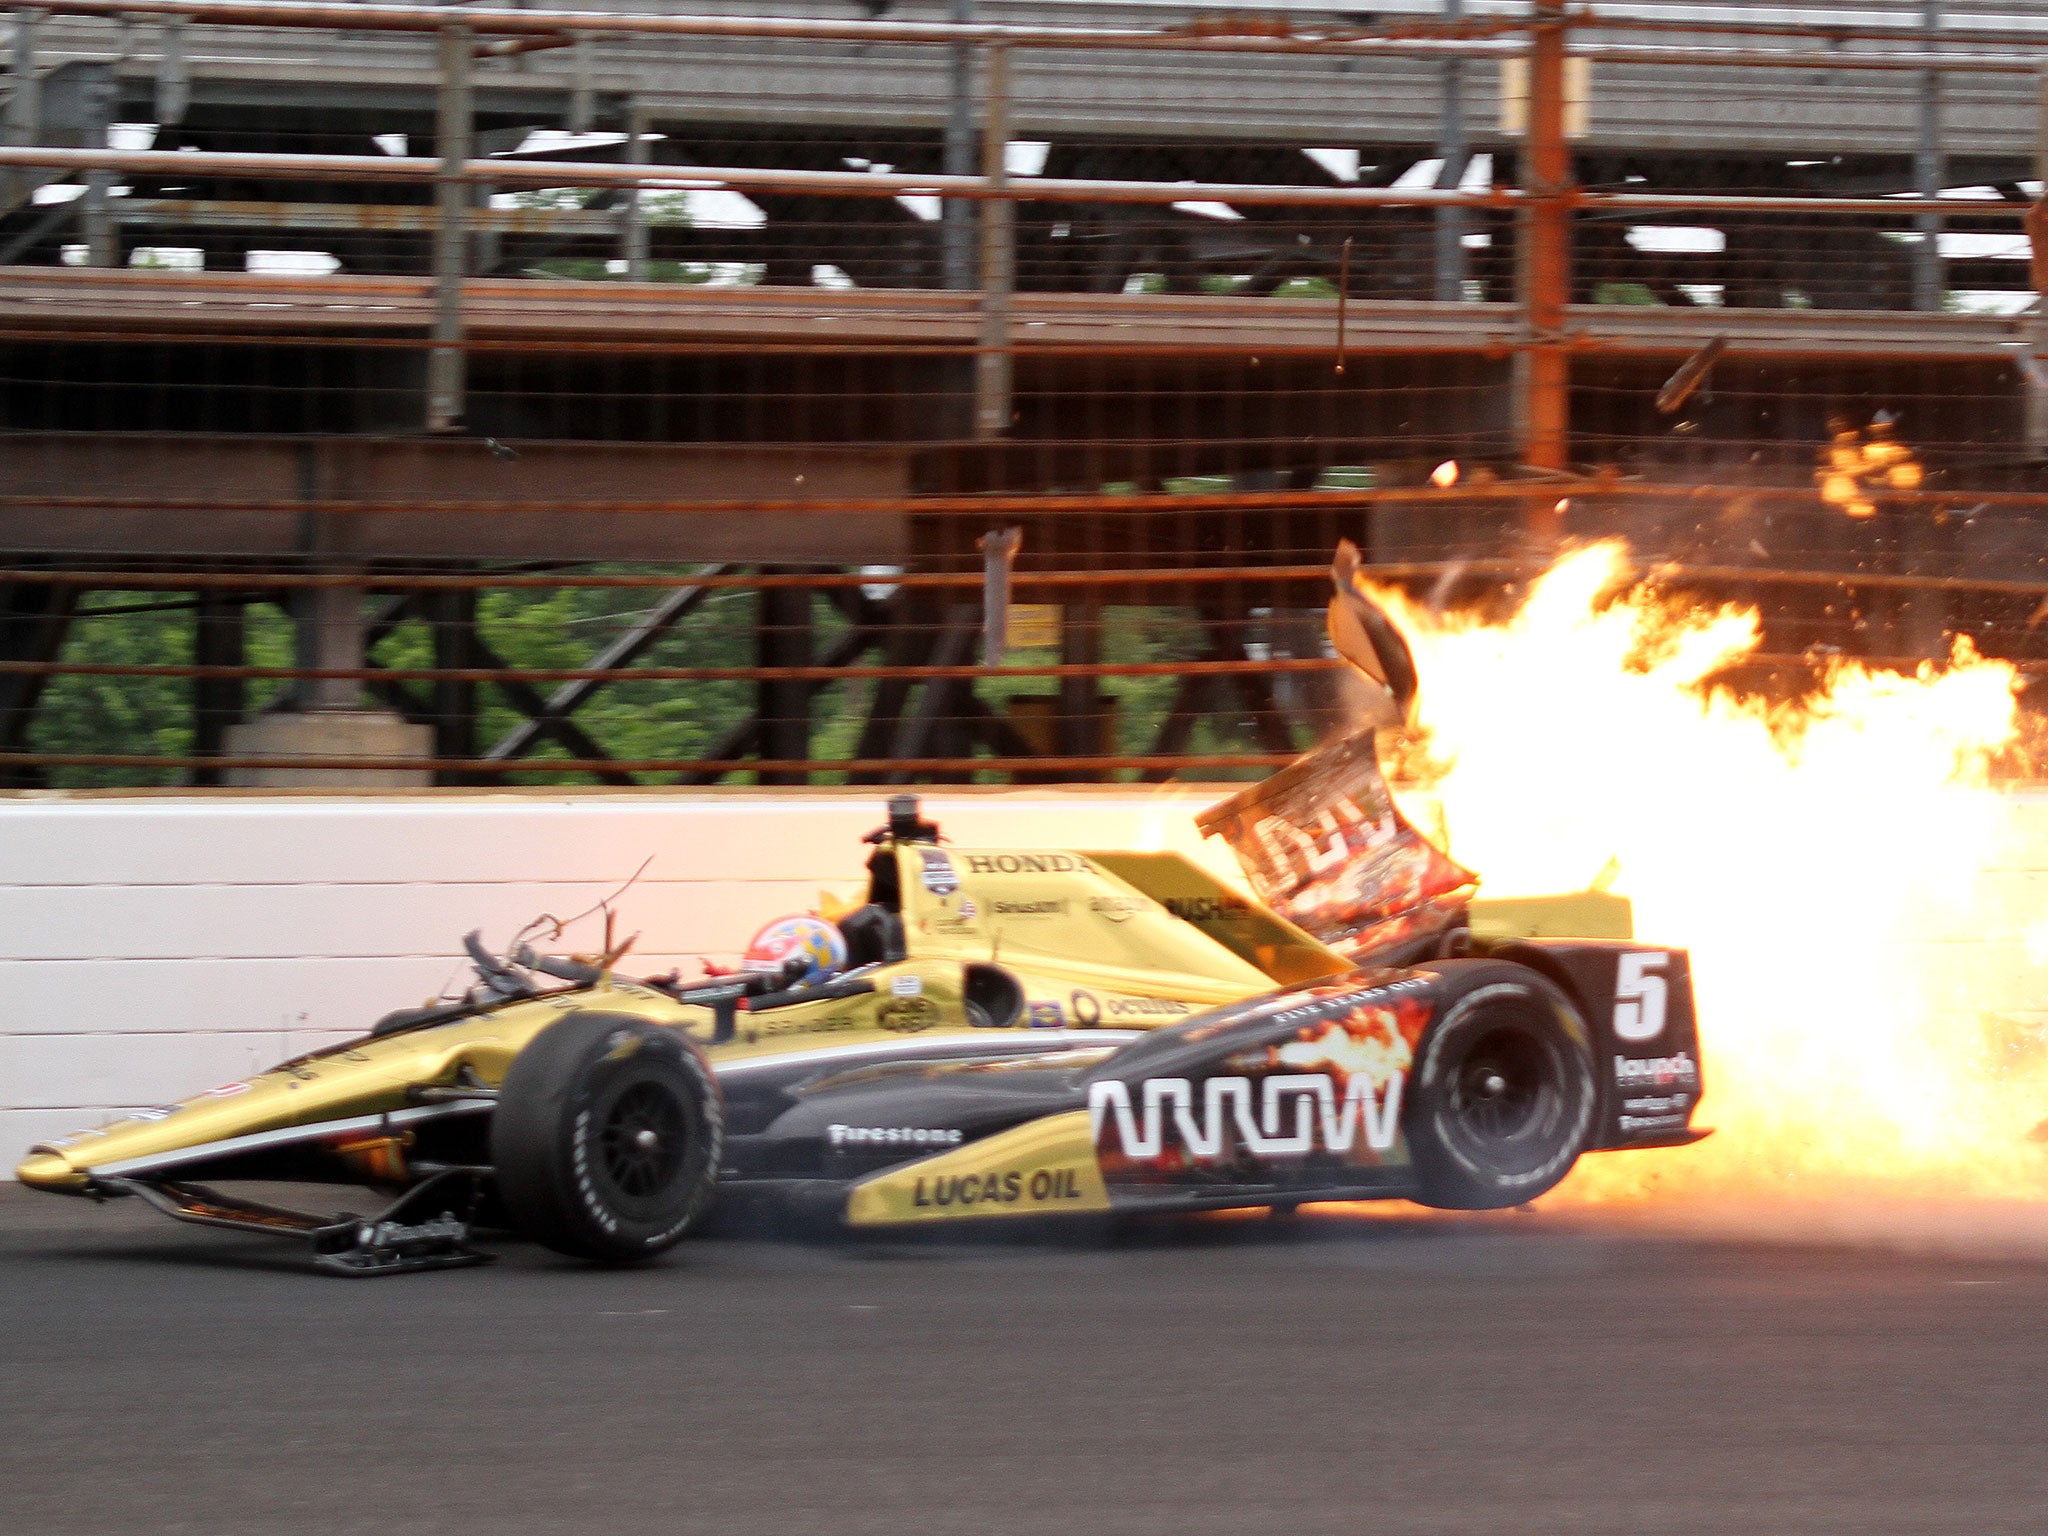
[9,786,2047,1173]
[0,788,1240,1168]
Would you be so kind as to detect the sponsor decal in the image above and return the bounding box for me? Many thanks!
[1614,1052,1699,1091]
[1090,1071,1404,1159]
[1618,1112,1690,1135]
[200,1081,252,1099]
[745,1016,858,1042]
[964,853,1083,874]
[1621,1093,1689,1115]
[1067,989,1188,1026]
[958,897,978,919]
[1026,1001,1065,1028]
[919,849,960,896]
[843,1110,1111,1225]
[359,1212,468,1251]
[828,1123,965,1149]
[911,1167,1090,1208]
[1264,977,1433,1031]
[1613,952,1671,1043]
[1106,996,1191,1019]
[1163,894,1250,924]
[992,899,1065,917]
[890,975,925,997]
[1089,896,1148,923]
[878,997,942,1034]
[125,1106,181,1124]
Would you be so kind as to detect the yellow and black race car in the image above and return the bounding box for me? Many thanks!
[15,548,1705,1274]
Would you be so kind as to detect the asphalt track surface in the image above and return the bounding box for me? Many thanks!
[5,1185,2047,1536]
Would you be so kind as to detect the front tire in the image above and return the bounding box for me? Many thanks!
[1405,961,1595,1211]
[491,1013,722,1263]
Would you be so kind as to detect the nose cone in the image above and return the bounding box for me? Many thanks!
[15,1148,87,1192]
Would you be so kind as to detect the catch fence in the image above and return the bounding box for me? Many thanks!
[1,1,2047,785]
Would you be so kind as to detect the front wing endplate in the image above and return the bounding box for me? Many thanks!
[106,1169,494,1276]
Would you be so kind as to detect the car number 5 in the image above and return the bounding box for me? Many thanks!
[1613,953,1668,1042]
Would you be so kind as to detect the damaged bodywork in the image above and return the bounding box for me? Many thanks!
[16,543,1706,1273]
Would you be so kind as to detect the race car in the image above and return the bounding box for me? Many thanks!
[13,545,1706,1273]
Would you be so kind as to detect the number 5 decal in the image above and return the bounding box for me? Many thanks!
[1614,953,1668,1042]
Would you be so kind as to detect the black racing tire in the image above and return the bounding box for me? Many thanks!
[1404,960,1595,1211]
[490,1012,722,1263]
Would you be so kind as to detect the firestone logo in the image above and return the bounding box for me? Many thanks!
[828,1124,965,1148]
[1089,1072,1403,1158]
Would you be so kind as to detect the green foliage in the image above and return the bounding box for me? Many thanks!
[34,574,1310,788]
[31,603,195,786]
[1271,276,1338,298]
[1590,281,1664,306]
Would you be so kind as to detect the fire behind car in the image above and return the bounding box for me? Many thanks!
[15,545,1705,1273]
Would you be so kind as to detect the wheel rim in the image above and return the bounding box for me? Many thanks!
[597,1080,689,1199]
[1442,1022,1564,1171]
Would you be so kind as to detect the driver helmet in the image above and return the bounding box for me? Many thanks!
[742,914,848,986]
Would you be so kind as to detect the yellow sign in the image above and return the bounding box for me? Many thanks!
[845,1110,1111,1226]
[1005,603,1062,650]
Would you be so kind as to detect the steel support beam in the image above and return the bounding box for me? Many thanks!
[189,589,246,785]
[1055,592,1101,775]
[0,577,74,788]
[756,574,812,785]
[294,583,366,710]
[887,604,977,784]
[1433,0,1470,303]
[2031,68,2048,455]
[1514,0,1573,509]
[621,98,649,280]
[941,0,975,292]
[485,571,723,763]
[429,587,479,778]
[1912,0,1948,313]
[427,22,469,433]
[2,5,41,214]
[466,630,632,785]
[974,42,1014,441]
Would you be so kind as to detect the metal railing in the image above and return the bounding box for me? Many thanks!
[0,1,2046,785]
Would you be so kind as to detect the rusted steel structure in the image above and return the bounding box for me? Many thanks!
[1,2,2047,786]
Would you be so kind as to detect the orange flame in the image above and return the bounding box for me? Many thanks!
[1818,419,1923,519]
[1369,541,2048,1203]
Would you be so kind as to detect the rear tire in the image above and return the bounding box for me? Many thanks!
[491,1013,722,1263]
[1405,961,1594,1211]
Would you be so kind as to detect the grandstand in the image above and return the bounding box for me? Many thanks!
[0,0,2043,786]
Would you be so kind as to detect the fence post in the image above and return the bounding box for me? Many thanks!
[974,42,1014,442]
[622,97,649,280]
[1433,0,1469,302]
[81,166,113,264]
[2027,67,2048,454]
[1911,0,1946,313]
[3,7,42,213]
[942,0,976,291]
[427,23,471,434]
[1514,0,1572,515]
